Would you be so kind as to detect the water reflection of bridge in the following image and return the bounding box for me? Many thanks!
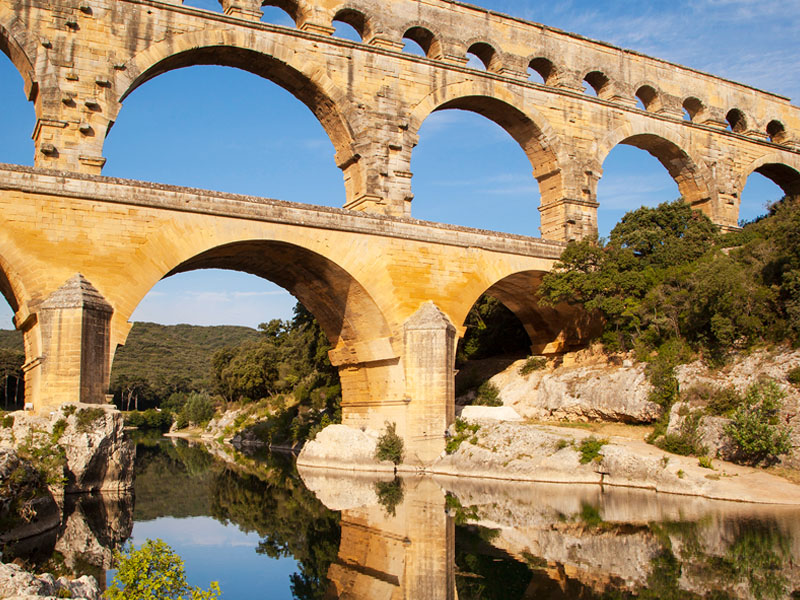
[300,468,800,600]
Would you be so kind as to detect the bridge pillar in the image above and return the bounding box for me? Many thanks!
[219,0,262,21]
[402,303,456,465]
[539,198,599,242]
[28,274,113,413]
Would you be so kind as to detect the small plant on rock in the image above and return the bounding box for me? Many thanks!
[698,456,714,470]
[375,422,404,465]
[446,418,481,454]
[519,356,547,376]
[75,407,106,433]
[788,367,800,388]
[578,437,608,464]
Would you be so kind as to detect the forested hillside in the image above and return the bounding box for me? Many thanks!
[0,329,23,351]
[110,322,260,408]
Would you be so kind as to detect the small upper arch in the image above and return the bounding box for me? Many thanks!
[634,83,662,112]
[726,108,748,133]
[260,0,303,26]
[401,25,443,59]
[465,40,502,72]
[766,120,788,144]
[582,69,612,99]
[331,7,371,41]
[682,96,706,122]
[527,56,557,85]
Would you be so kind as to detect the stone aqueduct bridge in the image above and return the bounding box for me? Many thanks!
[1,0,800,461]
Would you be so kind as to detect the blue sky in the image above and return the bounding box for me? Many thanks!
[1,0,797,329]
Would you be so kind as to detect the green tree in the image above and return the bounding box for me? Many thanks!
[105,539,221,600]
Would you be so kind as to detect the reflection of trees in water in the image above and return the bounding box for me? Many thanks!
[133,437,340,600]
[209,463,340,600]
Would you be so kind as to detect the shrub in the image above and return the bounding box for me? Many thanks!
[375,422,404,465]
[474,382,502,406]
[75,407,106,433]
[519,356,547,376]
[578,437,608,464]
[724,380,791,466]
[125,409,173,431]
[62,405,77,417]
[17,431,66,487]
[788,367,800,388]
[106,539,221,600]
[178,392,216,428]
[706,386,743,417]
[655,410,707,456]
[1,414,14,428]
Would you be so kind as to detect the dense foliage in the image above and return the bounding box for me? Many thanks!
[724,381,791,465]
[211,304,341,445]
[110,323,260,410]
[539,198,800,358]
[106,538,221,600]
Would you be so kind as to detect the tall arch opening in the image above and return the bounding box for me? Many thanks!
[411,96,561,235]
[0,42,35,165]
[597,135,706,234]
[108,49,350,207]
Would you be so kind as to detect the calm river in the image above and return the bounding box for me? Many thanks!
[4,433,800,599]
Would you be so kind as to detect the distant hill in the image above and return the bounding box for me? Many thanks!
[0,329,23,352]
[110,322,261,404]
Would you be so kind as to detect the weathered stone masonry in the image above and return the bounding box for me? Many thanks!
[0,0,799,461]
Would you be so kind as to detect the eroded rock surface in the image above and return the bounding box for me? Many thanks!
[0,562,100,600]
[0,404,134,495]
[297,424,395,473]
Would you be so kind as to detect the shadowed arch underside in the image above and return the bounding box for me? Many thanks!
[753,163,800,199]
[617,134,711,208]
[480,271,597,355]
[164,240,392,354]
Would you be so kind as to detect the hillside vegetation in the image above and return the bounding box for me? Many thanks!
[110,322,260,409]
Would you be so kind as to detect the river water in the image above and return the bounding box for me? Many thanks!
[4,433,800,599]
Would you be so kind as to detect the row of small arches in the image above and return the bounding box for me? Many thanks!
[242,1,795,147]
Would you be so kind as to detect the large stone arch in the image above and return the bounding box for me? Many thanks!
[737,152,800,201]
[161,240,393,352]
[112,30,366,205]
[408,82,568,219]
[596,121,714,215]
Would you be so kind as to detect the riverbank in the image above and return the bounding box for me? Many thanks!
[297,420,800,505]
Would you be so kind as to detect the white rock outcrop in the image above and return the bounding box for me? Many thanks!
[297,424,396,472]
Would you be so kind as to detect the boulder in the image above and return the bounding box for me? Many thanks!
[484,353,661,423]
[297,424,395,472]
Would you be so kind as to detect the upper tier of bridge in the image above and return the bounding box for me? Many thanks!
[1,0,799,240]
